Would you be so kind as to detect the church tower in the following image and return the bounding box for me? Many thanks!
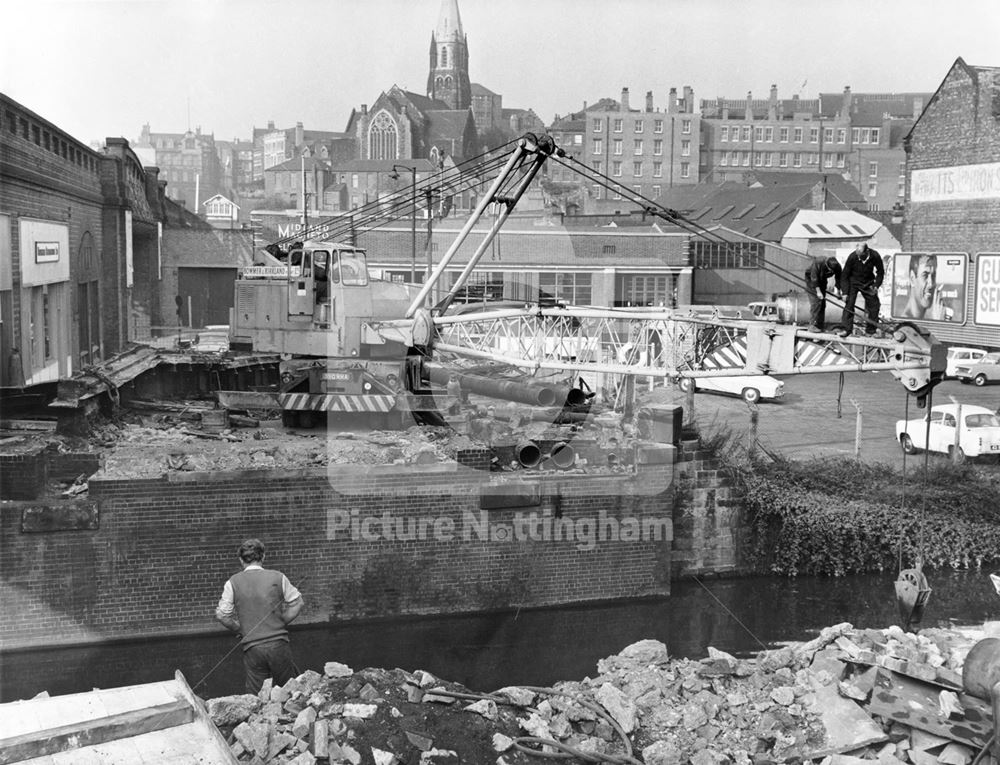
[426,0,471,110]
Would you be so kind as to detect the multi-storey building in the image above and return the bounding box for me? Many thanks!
[135,124,224,212]
[700,86,930,212]
[581,87,700,211]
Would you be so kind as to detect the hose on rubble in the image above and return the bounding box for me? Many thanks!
[422,685,643,764]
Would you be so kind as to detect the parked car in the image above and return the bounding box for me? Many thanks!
[895,403,1000,462]
[954,351,1000,386]
[678,374,784,404]
[946,346,988,378]
[746,301,780,322]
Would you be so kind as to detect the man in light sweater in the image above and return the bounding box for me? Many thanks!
[215,539,304,694]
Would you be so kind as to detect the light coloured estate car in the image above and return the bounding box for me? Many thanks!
[954,351,1000,386]
[678,374,784,404]
[946,346,987,379]
[895,403,1000,462]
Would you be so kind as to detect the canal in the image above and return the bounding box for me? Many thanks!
[2,570,998,703]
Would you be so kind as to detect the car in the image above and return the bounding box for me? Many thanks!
[678,374,784,404]
[895,403,1000,462]
[747,301,780,322]
[946,346,987,378]
[954,351,1000,386]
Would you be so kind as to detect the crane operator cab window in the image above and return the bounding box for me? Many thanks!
[333,250,368,287]
[313,250,330,302]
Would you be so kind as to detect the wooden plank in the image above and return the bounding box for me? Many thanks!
[171,670,240,764]
[0,699,193,764]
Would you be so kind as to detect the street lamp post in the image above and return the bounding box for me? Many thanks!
[392,164,417,284]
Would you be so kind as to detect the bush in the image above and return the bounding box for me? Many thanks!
[731,453,1000,577]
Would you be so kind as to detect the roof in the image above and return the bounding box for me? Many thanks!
[926,403,996,416]
[471,83,499,97]
[784,210,881,239]
[162,228,255,267]
[202,193,239,210]
[748,171,867,206]
[427,110,472,148]
[266,156,330,173]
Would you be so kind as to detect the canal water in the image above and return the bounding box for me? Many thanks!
[3,570,999,703]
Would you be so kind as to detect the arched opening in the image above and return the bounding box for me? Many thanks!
[368,111,399,161]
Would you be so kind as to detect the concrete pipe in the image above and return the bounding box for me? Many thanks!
[548,442,576,469]
[607,452,620,467]
[515,441,542,468]
[425,363,559,407]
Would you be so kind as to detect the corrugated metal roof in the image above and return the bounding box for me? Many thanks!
[784,210,880,239]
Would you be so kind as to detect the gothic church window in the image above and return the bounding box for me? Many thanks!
[368,111,398,160]
[441,46,448,67]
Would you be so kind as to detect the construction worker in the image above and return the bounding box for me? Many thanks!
[215,539,303,694]
[840,240,885,336]
[804,255,842,332]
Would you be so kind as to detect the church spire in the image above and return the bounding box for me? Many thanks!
[427,0,471,110]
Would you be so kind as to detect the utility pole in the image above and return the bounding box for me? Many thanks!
[425,186,434,306]
[301,155,308,233]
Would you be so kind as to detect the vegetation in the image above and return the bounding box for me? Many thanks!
[701,419,1000,577]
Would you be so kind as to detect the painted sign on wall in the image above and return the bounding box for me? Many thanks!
[911,162,1000,203]
[975,254,1000,327]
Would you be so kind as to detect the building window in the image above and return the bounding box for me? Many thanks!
[613,119,623,133]
[632,185,642,196]
[634,120,643,133]
[779,127,789,143]
[368,110,398,161]
[852,127,860,144]
[653,139,663,156]
[613,161,622,176]
[614,273,675,307]
[741,125,751,142]
[613,139,623,155]
[653,162,662,177]
[720,126,729,142]
[861,128,870,143]
[652,185,661,197]
[593,185,601,199]
[592,160,602,172]
[764,152,772,167]
[742,152,750,166]
[794,127,803,143]
[634,139,643,155]
[793,152,801,167]
[824,154,834,168]
[680,162,689,178]
[809,127,819,143]
[681,140,690,156]
[869,161,878,177]
[870,128,880,144]
[682,119,691,134]
[593,139,603,155]
[754,126,763,142]
[720,152,729,167]
[764,126,773,142]
[692,240,764,269]
[593,119,603,133]
[754,152,763,167]
[779,152,788,167]
[837,128,846,143]
[633,162,643,177]
[824,127,834,143]
[836,153,845,168]
[539,272,592,305]
[613,186,622,200]
[868,181,878,197]
[897,177,905,197]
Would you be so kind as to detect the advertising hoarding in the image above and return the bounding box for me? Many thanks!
[890,253,967,323]
[975,254,1000,327]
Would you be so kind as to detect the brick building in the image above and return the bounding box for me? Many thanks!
[582,87,701,213]
[700,86,929,213]
[902,57,1000,349]
[134,124,224,212]
[1,95,164,387]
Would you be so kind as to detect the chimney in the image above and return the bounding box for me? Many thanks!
[768,84,778,120]
[746,91,753,120]
[646,91,654,113]
[682,86,693,113]
[583,101,587,110]
[621,88,630,111]
[267,120,275,130]
[842,85,853,118]
[361,104,368,115]
[295,121,304,148]
[668,87,677,114]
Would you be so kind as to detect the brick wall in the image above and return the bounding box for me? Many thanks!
[0,449,100,500]
[0,458,682,650]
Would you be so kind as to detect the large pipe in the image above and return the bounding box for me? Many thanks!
[425,362,581,408]
[547,442,576,469]
[515,441,542,468]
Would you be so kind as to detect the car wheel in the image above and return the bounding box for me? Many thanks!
[900,434,916,454]
[742,387,761,404]
[678,378,694,393]
[948,445,966,464]
[974,374,988,387]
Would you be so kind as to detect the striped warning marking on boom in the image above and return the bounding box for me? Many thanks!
[278,393,396,412]
[794,341,853,367]
[701,337,747,369]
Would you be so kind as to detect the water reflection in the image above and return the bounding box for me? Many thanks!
[2,570,997,702]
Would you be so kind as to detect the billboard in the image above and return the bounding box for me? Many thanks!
[890,253,967,323]
[975,253,1000,327]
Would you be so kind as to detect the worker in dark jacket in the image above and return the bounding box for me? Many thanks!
[839,241,885,336]
[804,255,842,332]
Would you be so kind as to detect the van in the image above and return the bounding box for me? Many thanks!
[946,347,987,378]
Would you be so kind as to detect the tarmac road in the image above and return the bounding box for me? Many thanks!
[652,372,1000,469]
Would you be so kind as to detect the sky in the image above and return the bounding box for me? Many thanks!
[4,0,999,148]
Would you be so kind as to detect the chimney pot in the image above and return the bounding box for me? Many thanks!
[621,87,630,111]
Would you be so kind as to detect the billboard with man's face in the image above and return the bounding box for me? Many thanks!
[890,252,967,323]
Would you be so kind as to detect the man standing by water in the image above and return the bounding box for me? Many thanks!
[215,539,304,694]
[840,240,885,336]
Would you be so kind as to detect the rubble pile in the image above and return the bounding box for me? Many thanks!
[207,623,997,765]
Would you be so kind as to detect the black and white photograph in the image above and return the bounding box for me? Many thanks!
[3,1,1000,761]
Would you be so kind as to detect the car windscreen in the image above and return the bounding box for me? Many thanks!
[965,413,1000,428]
